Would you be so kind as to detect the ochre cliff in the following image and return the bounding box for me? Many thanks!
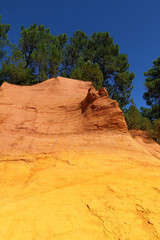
[0,76,127,138]
[0,77,160,240]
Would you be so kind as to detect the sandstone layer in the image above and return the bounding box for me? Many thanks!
[0,77,160,240]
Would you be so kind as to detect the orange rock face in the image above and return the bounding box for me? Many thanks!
[0,77,160,240]
[81,87,127,132]
[0,77,127,138]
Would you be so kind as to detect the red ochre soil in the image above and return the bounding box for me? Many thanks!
[0,77,160,240]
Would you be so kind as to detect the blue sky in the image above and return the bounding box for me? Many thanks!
[1,0,160,109]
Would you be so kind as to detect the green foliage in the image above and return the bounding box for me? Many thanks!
[71,59,103,89]
[61,31,134,109]
[19,24,41,68]
[125,104,141,130]
[140,117,153,131]
[154,119,160,143]
[124,55,160,141]
[19,24,67,82]
[124,104,159,142]
[143,57,160,119]
[47,45,62,78]
[61,30,88,76]
[0,15,10,61]
[0,46,35,85]
[0,23,68,85]
[140,107,152,120]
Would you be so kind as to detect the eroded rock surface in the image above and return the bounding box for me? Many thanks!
[0,77,127,138]
[0,77,160,240]
[81,87,127,132]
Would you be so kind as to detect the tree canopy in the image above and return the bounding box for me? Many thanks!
[71,58,103,89]
[0,15,10,61]
[125,104,141,130]
[19,24,67,83]
[0,45,35,85]
[143,56,160,119]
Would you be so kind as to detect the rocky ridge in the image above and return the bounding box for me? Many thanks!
[0,77,127,139]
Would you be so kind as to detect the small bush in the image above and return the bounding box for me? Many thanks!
[154,119,160,143]
[125,104,141,130]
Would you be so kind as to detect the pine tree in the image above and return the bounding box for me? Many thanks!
[2,24,67,84]
[0,15,10,61]
[154,119,160,143]
[71,59,103,89]
[0,46,35,85]
[61,30,88,76]
[143,56,160,119]
[125,104,141,130]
